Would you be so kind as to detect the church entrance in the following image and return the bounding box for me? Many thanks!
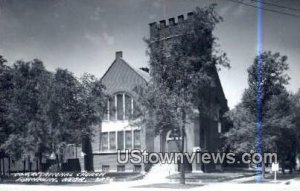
[160,129,192,172]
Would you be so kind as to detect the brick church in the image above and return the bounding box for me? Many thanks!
[0,11,228,174]
[89,11,229,173]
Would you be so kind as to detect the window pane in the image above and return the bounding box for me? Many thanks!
[117,131,124,150]
[109,132,116,151]
[104,100,109,121]
[117,165,125,172]
[125,131,132,149]
[109,97,115,121]
[134,165,142,172]
[117,94,123,120]
[133,100,141,119]
[125,95,132,120]
[102,165,109,172]
[134,130,141,149]
[101,133,108,151]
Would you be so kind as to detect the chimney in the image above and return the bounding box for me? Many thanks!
[116,51,123,59]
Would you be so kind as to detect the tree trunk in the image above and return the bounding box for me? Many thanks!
[8,156,10,176]
[262,162,265,179]
[180,135,185,184]
[180,110,186,185]
[55,154,62,183]
[39,153,42,172]
[55,154,60,171]
[28,157,31,173]
[2,158,5,176]
[0,157,2,176]
[82,136,94,171]
[23,160,26,174]
[36,158,39,173]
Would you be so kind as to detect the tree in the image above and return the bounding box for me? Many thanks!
[0,56,12,148]
[0,56,107,172]
[0,56,13,175]
[224,51,297,176]
[48,68,82,170]
[77,73,107,171]
[293,90,300,152]
[48,70,107,171]
[1,59,53,173]
[139,5,229,184]
[286,90,300,171]
[24,60,53,171]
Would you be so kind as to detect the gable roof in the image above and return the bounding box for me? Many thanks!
[212,66,229,113]
[101,56,148,94]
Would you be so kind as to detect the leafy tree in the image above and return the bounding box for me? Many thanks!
[1,59,52,172]
[48,70,107,171]
[77,73,107,171]
[0,56,107,172]
[224,51,297,176]
[293,90,300,151]
[139,5,229,184]
[242,52,290,114]
[48,68,82,170]
[0,56,12,147]
[24,60,53,170]
[287,90,300,171]
[0,56,13,174]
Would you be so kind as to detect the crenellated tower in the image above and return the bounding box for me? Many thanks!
[149,12,195,43]
[148,11,229,173]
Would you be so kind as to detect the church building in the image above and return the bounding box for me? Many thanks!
[0,11,229,175]
[89,11,229,173]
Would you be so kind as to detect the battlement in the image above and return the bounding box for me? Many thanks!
[149,12,194,30]
[149,12,195,40]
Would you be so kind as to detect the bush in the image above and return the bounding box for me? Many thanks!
[47,164,60,172]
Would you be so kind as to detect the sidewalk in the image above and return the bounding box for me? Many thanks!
[167,171,256,184]
[234,172,300,184]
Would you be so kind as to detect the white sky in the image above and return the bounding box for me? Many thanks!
[0,0,299,109]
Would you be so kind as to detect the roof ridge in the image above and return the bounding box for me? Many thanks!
[101,56,149,83]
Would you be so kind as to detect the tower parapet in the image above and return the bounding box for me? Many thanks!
[149,12,194,41]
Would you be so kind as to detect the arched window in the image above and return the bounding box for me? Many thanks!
[166,129,181,142]
[104,92,135,121]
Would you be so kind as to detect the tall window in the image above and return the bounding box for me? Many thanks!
[117,94,123,120]
[134,130,141,149]
[117,131,124,150]
[125,94,132,120]
[101,132,108,151]
[101,130,141,152]
[109,132,116,150]
[125,131,132,149]
[109,97,115,121]
[104,101,109,121]
[105,93,135,121]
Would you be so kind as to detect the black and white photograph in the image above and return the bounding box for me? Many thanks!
[0,0,300,190]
